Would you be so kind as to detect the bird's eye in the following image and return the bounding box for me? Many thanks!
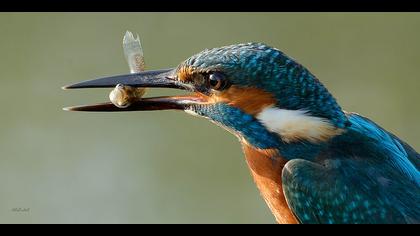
[208,72,228,90]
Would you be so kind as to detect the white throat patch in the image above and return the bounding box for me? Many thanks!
[256,106,343,143]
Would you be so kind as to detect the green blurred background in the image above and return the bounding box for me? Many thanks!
[0,13,418,223]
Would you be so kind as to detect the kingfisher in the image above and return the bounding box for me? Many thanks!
[63,42,420,224]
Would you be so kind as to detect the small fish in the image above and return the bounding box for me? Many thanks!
[109,31,146,108]
[109,83,145,108]
[123,31,145,73]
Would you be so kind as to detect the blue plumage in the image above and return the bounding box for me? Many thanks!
[283,113,420,223]
[181,42,349,128]
[182,42,419,223]
[192,103,280,149]
[191,103,325,160]
[65,40,420,223]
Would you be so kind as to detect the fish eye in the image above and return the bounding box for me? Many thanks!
[208,72,228,90]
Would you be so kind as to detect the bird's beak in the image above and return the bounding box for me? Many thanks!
[62,68,204,112]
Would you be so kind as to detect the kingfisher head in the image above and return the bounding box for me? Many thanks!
[64,42,350,160]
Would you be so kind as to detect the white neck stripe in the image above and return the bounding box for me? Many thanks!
[256,106,342,143]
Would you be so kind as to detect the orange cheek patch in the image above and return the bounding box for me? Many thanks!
[209,86,277,116]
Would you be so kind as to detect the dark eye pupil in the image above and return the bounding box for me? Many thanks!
[209,72,226,90]
[209,77,219,87]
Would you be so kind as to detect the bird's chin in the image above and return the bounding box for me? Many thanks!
[63,93,209,112]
